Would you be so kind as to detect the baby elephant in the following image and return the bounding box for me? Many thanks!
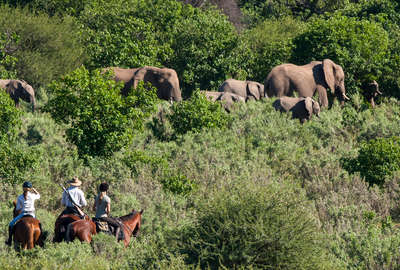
[362,80,381,108]
[273,96,320,123]
[201,91,245,112]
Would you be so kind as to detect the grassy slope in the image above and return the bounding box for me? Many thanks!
[1,95,400,268]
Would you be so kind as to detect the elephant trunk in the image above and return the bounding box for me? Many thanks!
[31,95,36,112]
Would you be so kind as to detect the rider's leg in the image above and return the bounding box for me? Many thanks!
[5,213,24,246]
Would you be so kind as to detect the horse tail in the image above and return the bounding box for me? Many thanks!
[38,222,48,247]
[65,223,73,242]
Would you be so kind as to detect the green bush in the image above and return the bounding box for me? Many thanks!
[291,15,389,95]
[234,17,305,82]
[176,181,333,269]
[170,7,239,96]
[160,173,197,197]
[343,136,400,187]
[0,91,37,184]
[0,31,18,79]
[44,66,158,160]
[168,90,232,136]
[0,5,84,87]
[79,1,168,69]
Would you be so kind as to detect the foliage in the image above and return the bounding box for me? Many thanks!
[160,173,197,197]
[234,17,305,82]
[343,136,400,187]
[44,67,158,160]
[238,0,360,25]
[292,15,389,95]
[0,5,84,87]
[169,6,240,96]
[0,31,18,79]
[0,0,86,16]
[167,90,232,136]
[79,1,168,70]
[0,91,37,184]
[0,90,21,139]
[176,181,333,269]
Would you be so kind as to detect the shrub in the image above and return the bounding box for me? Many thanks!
[160,173,197,197]
[0,91,37,184]
[176,181,333,269]
[343,136,400,187]
[234,17,305,82]
[168,90,232,136]
[0,5,84,87]
[170,7,239,96]
[292,15,389,95]
[0,31,18,79]
[44,66,158,160]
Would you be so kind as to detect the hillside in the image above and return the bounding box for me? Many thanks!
[1,0,400,269]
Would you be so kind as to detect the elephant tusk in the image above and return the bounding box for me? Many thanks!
[343,94,350,100]
[377,89,383,95]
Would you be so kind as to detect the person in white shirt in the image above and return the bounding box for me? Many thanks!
[5,181,40,246]
[59,176,87,217]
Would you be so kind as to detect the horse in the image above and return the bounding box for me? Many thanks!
[53,214,89,242]
[65,219,97,243]
[11,201,46,250]
[66,209,143,247]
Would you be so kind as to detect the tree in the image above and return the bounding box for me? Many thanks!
[0,90,37,184]
[291,15,389,95]
[45,67,158,160]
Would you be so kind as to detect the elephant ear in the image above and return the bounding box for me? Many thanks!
[247,82,261,100]
[304,97,313,118]
[323,59,336,94]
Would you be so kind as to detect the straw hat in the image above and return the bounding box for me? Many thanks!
[68,176,82,187]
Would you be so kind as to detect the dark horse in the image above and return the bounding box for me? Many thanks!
[66,209,143,247]
[11,201,46,250]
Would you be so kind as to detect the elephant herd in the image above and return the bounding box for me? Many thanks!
[1,59,382,122]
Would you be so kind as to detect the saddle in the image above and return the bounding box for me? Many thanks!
[92,217,125,241]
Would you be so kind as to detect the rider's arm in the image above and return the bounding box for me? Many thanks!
[31,188,40,199]
[79,190,87,207]
[106,202,110,216]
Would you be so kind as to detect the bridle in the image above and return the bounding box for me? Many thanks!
[119,211,139,237]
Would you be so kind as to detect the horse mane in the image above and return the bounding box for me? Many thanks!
[118,210,139,221]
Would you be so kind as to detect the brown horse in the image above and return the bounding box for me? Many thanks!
[11,201,46,250]
[66,219,97,243]
[66,209,143,247]
[53,214,89,242]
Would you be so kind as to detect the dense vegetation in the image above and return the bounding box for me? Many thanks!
[1,0,400,269]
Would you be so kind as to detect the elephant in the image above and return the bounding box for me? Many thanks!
[200,91,245,112]
[133,66,182,102]
[362,80,381,108]
[265,59,350,108]
[218,79,265,101]
[0,79,35,112]
[102,66,182,102]
[102,67,139,95]
[273,96,320,123]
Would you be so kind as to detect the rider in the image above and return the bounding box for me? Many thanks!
[5,181,40,246]
[60,176,87,217]
[93,182,121,239]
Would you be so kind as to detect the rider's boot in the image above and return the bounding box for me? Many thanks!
[5,226,12,246]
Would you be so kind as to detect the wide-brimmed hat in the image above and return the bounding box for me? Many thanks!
[68,176,82,187]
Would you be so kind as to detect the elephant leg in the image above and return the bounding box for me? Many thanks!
[316,86,328,108]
